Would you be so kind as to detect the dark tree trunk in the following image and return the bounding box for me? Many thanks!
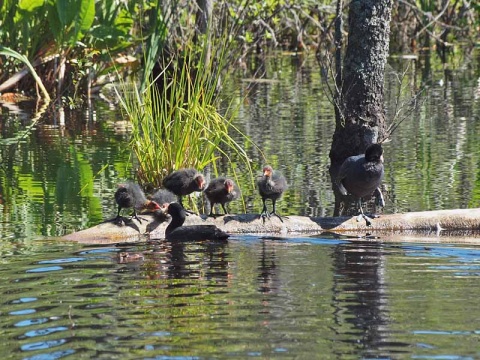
[330,0,393,216]
[194,0,213,76]
[195,0,212,36]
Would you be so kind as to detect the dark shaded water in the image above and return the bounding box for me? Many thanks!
[1,236,480,359]
[1,50,480,358]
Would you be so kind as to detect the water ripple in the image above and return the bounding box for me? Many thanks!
[38,257,86,264]
[20,338,67,351]
[9,308,36,315]
[14,318,49,327]
[26,266,63,273]
[22,326,69,338]
[9,297,38,304]
[23,349,76,360]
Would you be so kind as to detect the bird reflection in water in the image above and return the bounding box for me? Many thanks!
[330,241,400,358]
[137,240,230,285]
[257,240,279,296]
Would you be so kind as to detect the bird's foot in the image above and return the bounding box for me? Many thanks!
[208,212,221,219]
[184,209,197,216]
[259,211,270,224]
[270,211,286,223]
[131,215,148,224]
[356,213,373,227]
[107,216,127,226]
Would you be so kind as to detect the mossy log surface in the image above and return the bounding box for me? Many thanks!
[61,208,480,245]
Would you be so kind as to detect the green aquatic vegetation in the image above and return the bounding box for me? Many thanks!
[115,41,257,191]
[0,46,50,101]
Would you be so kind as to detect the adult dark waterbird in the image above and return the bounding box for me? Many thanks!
[162,168,206,210]
[204,177,240,217]
[114,182,161,224]
[336,143,385,225]
[162,202,230,241]
[257,165,287,222]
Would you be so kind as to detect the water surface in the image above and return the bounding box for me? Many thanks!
[1,52,480,238]
[1,236,479,359]
[1,50,480,359]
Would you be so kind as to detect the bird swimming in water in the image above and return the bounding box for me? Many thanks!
[162,202,230,241]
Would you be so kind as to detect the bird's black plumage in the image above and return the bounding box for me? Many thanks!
[257,165,287,222]
[114,182,160,223]
[150,188,177,205]
[163,202,230,241]
[204,177,240,217]
[162,168,205,209]
[336,143,385,224]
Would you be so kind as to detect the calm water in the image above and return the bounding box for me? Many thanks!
[1,50,480,358]
[1,236,480,359]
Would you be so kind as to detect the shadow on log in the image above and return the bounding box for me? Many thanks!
[61,208,480,245]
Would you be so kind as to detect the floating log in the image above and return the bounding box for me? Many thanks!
[61,208,480,245]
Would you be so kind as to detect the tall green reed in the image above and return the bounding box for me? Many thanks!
[115,41,256,190]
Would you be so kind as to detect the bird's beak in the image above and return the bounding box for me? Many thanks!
[161,203,170,214]
[149,201,162,211]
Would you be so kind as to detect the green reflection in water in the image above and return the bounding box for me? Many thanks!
[1,51,480,240]
[1,238,480,358]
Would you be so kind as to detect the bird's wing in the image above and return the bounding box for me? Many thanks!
[336,156,361,196]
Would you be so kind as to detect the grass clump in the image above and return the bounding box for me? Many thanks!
[115,39,255,190]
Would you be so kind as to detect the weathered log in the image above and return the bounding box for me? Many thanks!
[61,208,480,245]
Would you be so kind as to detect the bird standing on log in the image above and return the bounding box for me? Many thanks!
[204,177,240,217]
[336,143,385,225]
[162,168,206,210]
[114,182,161,224]
[257,165,287,222]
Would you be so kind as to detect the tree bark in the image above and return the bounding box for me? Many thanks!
[194,0,213,64]
[195,0,212,36]
[330,0,393,216]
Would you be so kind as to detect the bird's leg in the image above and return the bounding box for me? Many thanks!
[260,198,270,222]
[358,189,384,222]
[130,209,142,223]
[221,204,229,215]
[270,199,286,223]
[208,203,219,218]
[369,188,385,219]
[130,209,148,224]
[374,187,385,208]
[179,195,196,215]
[113,206,125,224]
[355,199,372,227]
